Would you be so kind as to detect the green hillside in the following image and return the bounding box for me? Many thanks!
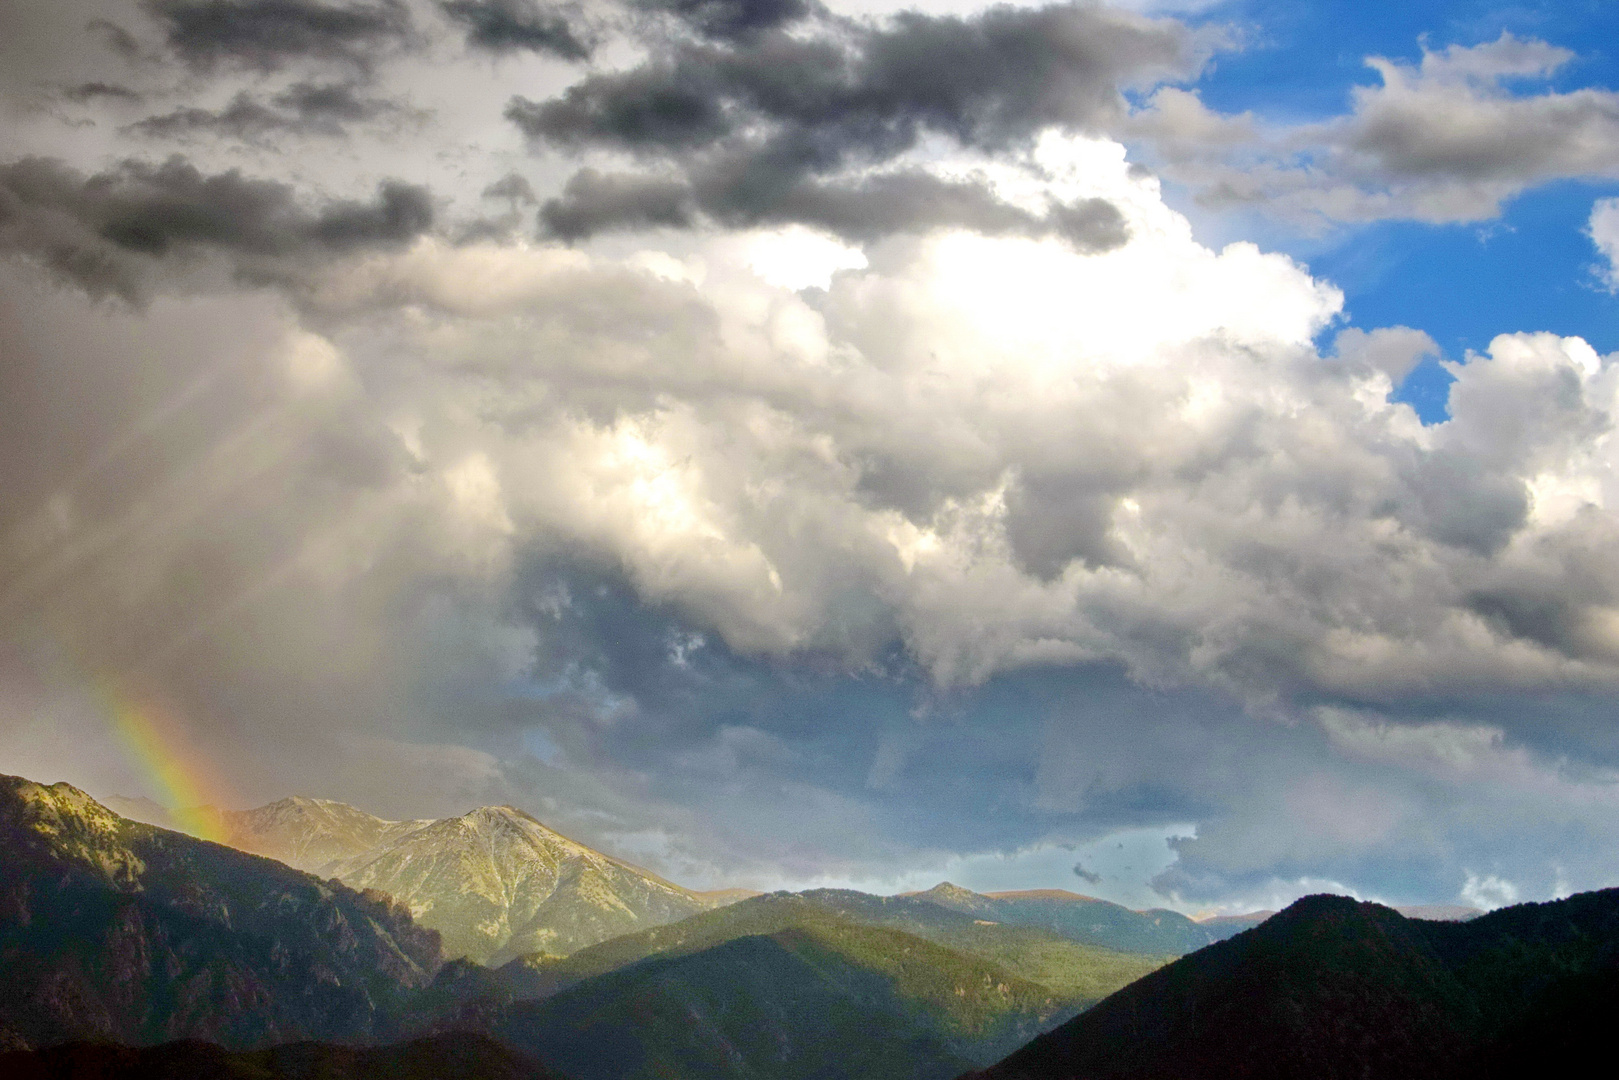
[502,891,1165,1006]
[481,890,1173,1078]
[495,918,1070,1080]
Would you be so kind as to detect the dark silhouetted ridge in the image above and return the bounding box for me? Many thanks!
[0,1031,562,1079]
[968,889,1619,1080]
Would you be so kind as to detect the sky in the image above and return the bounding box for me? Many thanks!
[3,0,1619,917]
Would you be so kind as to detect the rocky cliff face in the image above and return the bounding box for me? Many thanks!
[0,775,441,1051]
[323,805,712,965]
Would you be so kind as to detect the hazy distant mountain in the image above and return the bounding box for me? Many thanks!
[968,889,1619,1080]
[0,1031,560,1080]
[0,774,441,1051]
[494,895,1097,1078]
[101,793,430,873]
[912,883,1246,955]
[1394,904,1483,921]
[320,805,714,965]
[217,797,434,872]
[1193,910,1273,934]
[791,889,1170,1002]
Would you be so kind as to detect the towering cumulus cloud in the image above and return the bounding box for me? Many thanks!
[3,0,1619,913]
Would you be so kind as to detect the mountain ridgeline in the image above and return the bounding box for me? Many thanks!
[0,775,440,1051]
[911,883,1262,954]
[0,775,1170,1078]
[968,890,1619,1080]
[18,771,1592,1080]
[114,793,722,964]
[486,891,1174,1078]
[112,793,1267,968]
[320,806,715,965]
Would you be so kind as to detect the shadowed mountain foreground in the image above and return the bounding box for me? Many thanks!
[967,890,1619,1080]
[0,1031,559,1079]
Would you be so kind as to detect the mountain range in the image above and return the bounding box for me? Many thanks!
[2,776,1166,1078]
[909,883,1264,954]
[18,771,1564,1080]
[112,792,1277,968]
[110,793,723,965]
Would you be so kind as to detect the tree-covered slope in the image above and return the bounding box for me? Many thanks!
[495,917,1074,1080]
[969,889,1619,1080]
[500,892,1161,1008]
[0,775,441,1051]
[792,889,1170,1001]
[0,1031,562,1080]
[484,890,1166,1078]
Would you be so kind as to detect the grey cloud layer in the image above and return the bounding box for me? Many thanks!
[148,0,418,73]
[0,156,433,300]
[440,0,594,60]
[634,0,819,42]
[508,1,1200,239]
[131,81,407,139]
[537,166,1128,248]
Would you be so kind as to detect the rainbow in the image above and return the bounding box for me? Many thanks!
[101,680,231,843]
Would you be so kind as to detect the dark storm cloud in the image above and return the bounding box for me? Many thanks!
[635,0,818,42]
[490,558,1220,869]
[539,169,697,241]
[512,4,1195,154]
[146,0,416,73]
[0,155,433,300]
[88,18,144,60]
[62,81,145,104]
[538,163,1129,248]
[508,2,1194,240]
[482,172,537,205]
[440,0,593,61]
[131,82,404,139]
